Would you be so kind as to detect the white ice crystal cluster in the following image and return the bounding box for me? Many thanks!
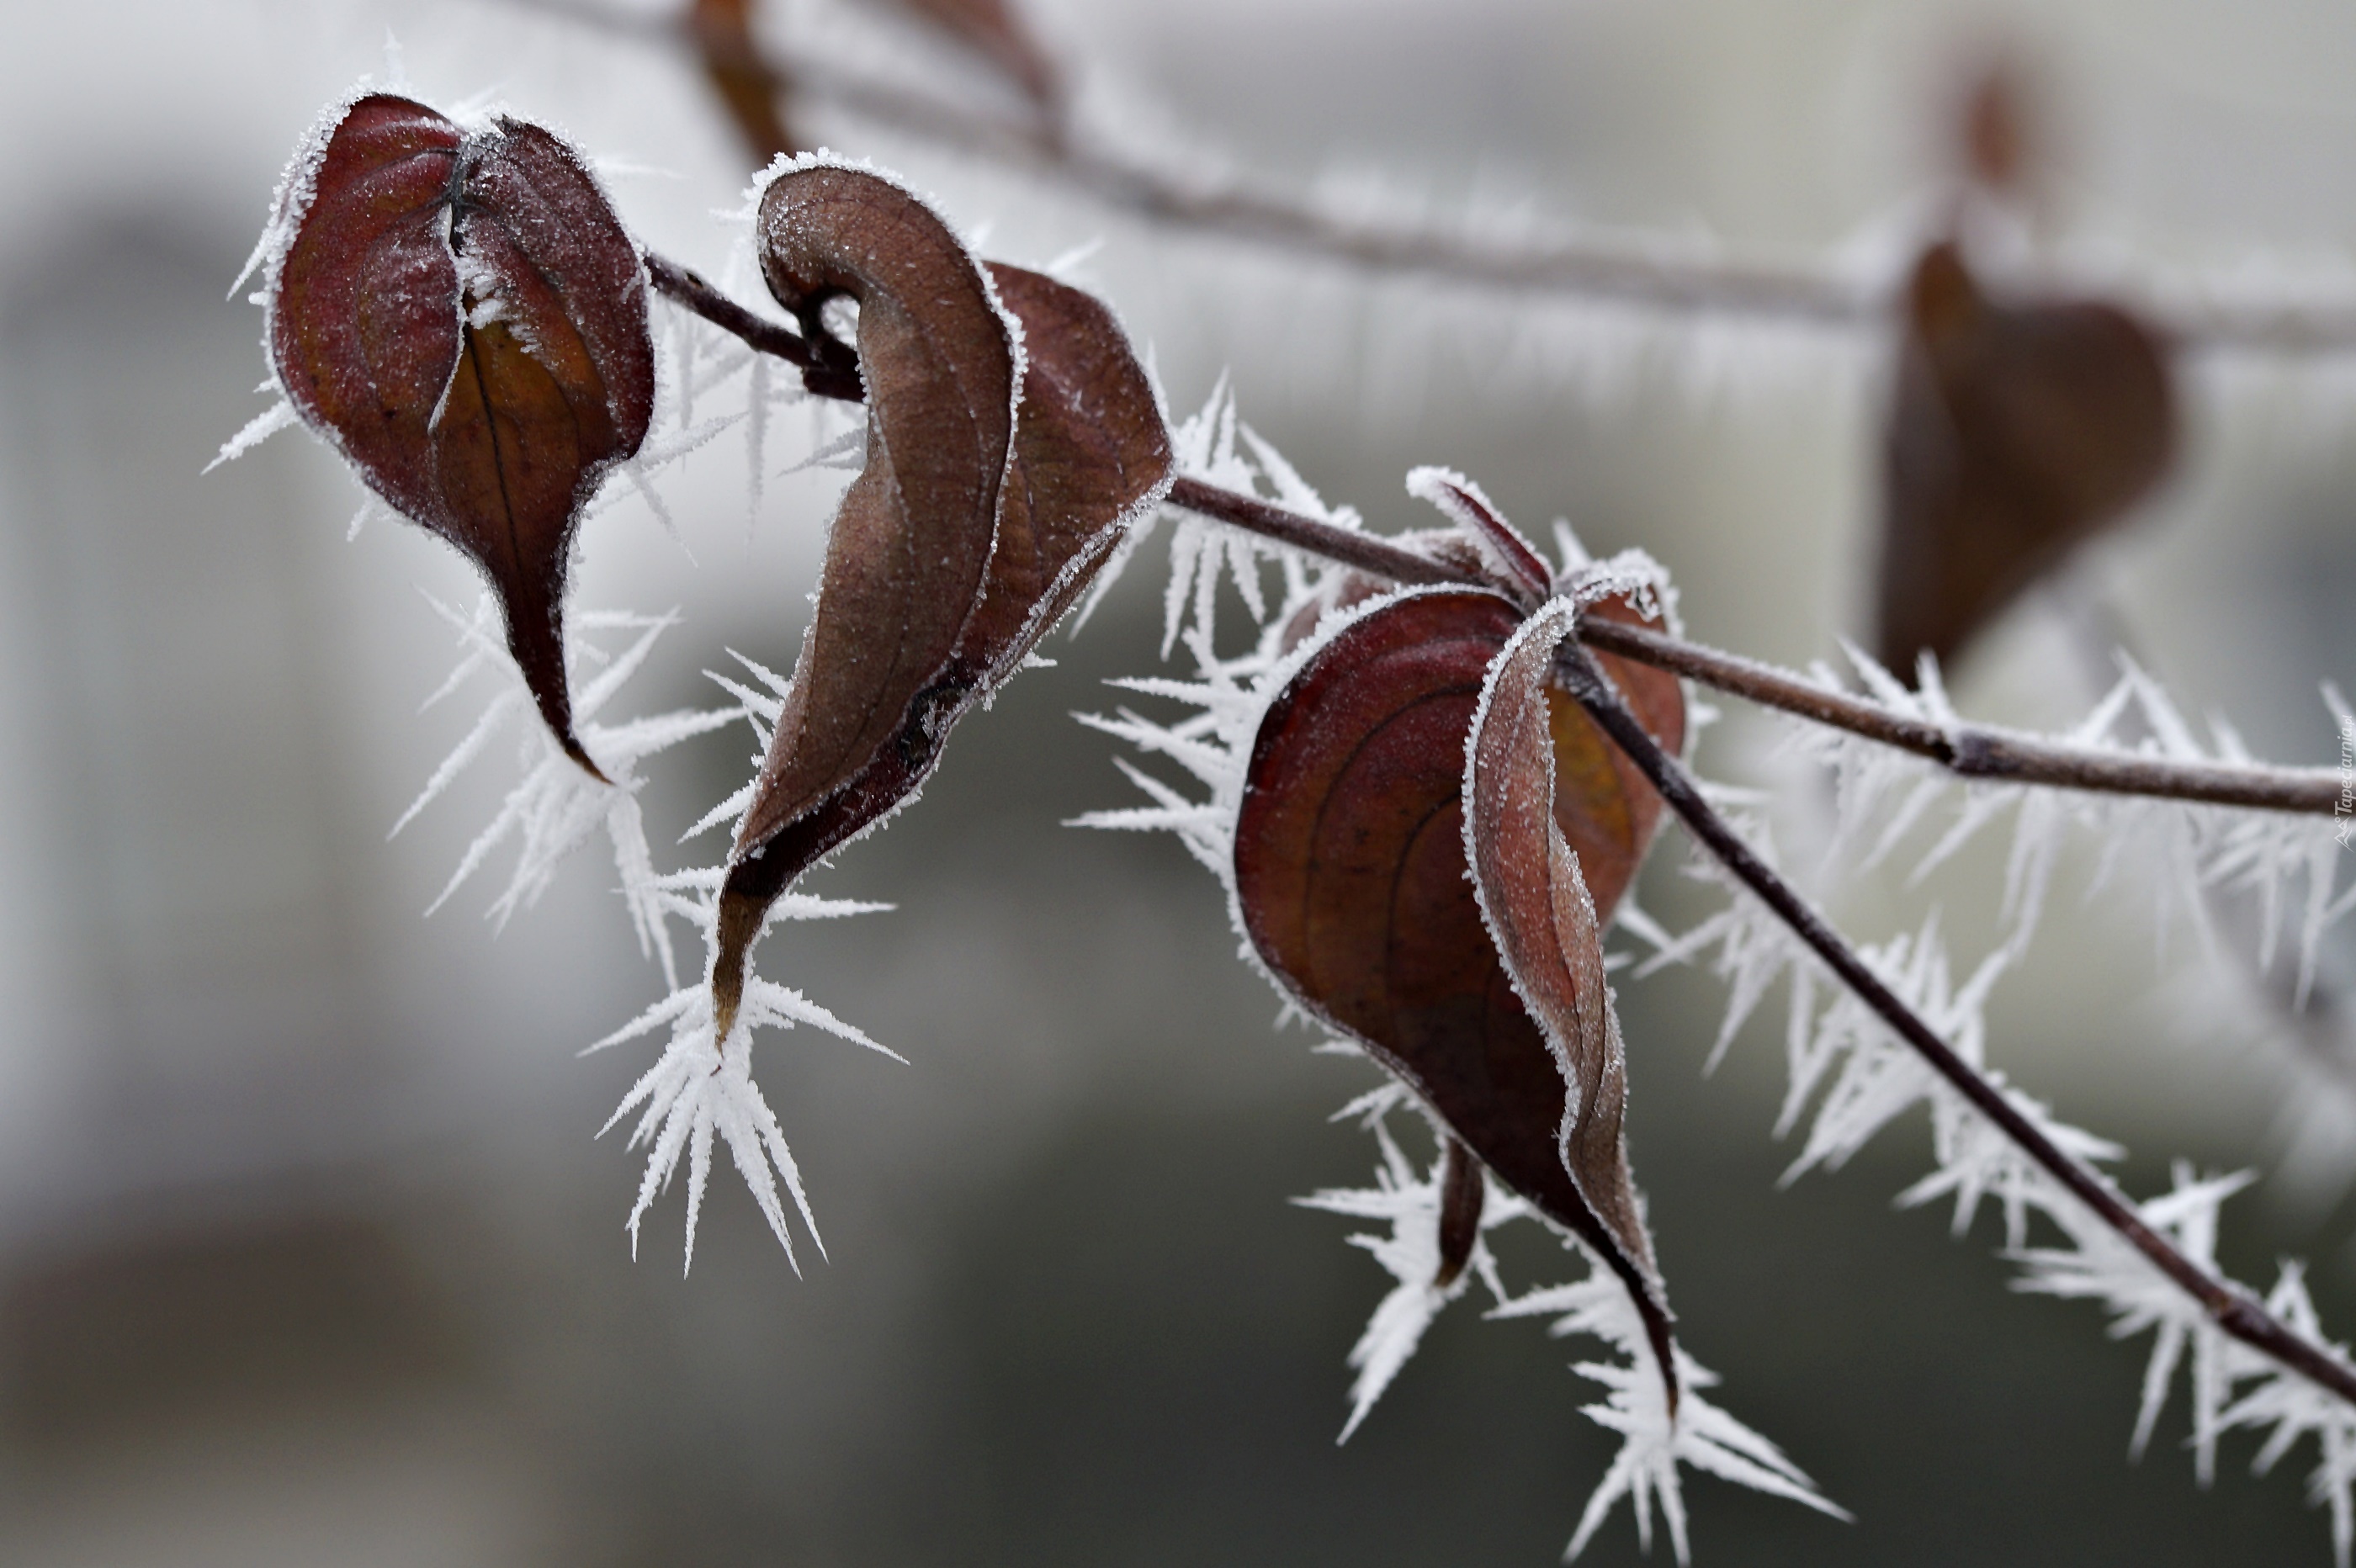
[1779,643,2353,1003]
[397,595,899,1272]
[1301,1101,1848,1562]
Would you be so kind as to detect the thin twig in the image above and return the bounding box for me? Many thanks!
[1165,478,1475,591]
[689,0,799,161]
[650,249,2346,819]
[1551,635,2356,1411]
[1161,480,2344,818]
[1576,616,2343,816]
[513,0,2356,354]
[646,254,865,400]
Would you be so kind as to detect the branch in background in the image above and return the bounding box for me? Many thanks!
[513,0,2356,354]
[1549,636,2356,1413]
[689,0,799,161]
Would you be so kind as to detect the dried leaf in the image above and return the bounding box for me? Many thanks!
[1464,596,1672,1396]
[1233,588,1682,1390]
[1876,240,2175,674]
[714,167,1169,1034]
[270,95,654,775]
[958,262,1172,685]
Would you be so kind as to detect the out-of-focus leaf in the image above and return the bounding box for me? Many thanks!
[1959,53,2035,194]
[889,0,1059,109]
[691,0,798,162]
[1876,240,2174,675]
[1464,596,1673,1401]
[714,165,1170,1036]
[1233,587,1682,1388]
[270,94,654,776]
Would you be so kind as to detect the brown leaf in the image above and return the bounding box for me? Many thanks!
[958,262,1172,686]
[1232,587,1682,1394]
[1876,240,2175,675]
[713,167,1170,1035]
[270,95,655,776]
[1406,467,1553,607]
[1464,596,1670,1396]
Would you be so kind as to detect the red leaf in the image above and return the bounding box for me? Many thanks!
[1465,596,1673,1401]
[1233,587,1684,1391]
[712,167,1170,1036]
[269,94,654,776]
[1876,240,2175,675]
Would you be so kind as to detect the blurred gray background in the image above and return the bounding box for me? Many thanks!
[3,0,2356,1561]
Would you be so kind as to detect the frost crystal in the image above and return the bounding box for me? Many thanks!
[1780,644,2353,997]
[1294,1115,1523,1441]
[1647,778,2356,1562]
[395,596,740,989]
[1303,1109,1844,1560]
[588,875,898,1273]
[1077,377,1361,652]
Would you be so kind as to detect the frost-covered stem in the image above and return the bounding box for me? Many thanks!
[645,254,857,393]
[1165,477,1476,590]
[618,264,2345,825]
[510,0,2356,352]
[1578,616,2343,816]
[1551,633,2356,1413]
[1168,482,2347,817]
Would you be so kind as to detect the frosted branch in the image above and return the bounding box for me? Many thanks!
[1578,616,2343,817]
[1551,636,2356,1418]
[508,0,2356,354]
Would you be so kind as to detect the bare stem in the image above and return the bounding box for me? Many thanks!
[1551,636,2356,1412]
[513,0,2356,353]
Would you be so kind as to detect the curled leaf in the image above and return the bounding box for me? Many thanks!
[1876,239,2174,674]
[1464,596,1672,1399]
[714,163,1170,1034]
[268,93,654,775]
[1233,587,1684,1395]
